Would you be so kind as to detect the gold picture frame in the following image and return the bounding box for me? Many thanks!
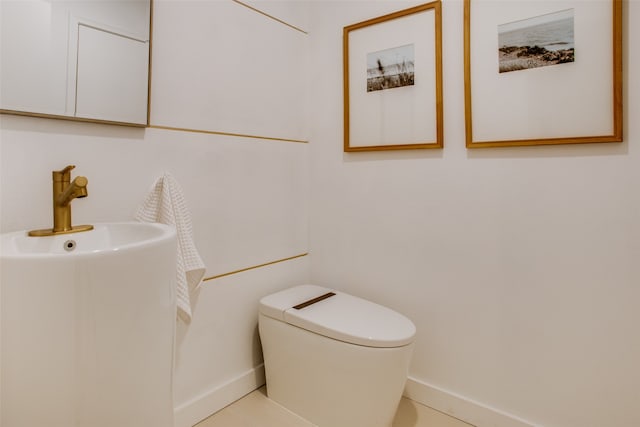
[343,1,443,152]
[464,0,622,148]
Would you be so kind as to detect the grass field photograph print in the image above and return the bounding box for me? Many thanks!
[367,44,415,92]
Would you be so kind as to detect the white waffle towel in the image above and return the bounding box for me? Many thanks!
[135,173,206,322]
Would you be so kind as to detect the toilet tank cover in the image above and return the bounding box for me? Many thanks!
[259,284,416,348]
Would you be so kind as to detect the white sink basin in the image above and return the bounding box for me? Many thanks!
[1,221,177,427]
[1,221,174,256]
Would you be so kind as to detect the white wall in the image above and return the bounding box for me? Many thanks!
[308,1,640,427]
[0,1,310,426]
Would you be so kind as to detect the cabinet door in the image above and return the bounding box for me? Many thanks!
[75,24,149,124]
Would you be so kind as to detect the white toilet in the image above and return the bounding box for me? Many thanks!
[258,284,416,427]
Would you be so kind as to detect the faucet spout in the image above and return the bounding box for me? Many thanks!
[57,176,89,206]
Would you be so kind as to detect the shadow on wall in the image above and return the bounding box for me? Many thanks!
[465,140,628,160]
[253,324,264,370]
[174,286,202,366]
[0,113,146,141]
[393,398,419,427]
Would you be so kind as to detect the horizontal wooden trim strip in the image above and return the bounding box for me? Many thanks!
[231,0,308,34]
[149,124,308,144]
[203,253,309,282]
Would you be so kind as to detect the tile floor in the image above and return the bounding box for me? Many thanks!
[195,387,474,427]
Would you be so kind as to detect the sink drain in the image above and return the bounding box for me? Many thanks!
[63,240,77,252]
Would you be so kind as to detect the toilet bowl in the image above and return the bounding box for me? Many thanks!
[258,284,416,427]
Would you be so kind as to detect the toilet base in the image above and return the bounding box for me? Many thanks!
[260,313,413,427]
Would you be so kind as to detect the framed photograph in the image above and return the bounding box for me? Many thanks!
[343,2,443,152]
[464,0,622,148]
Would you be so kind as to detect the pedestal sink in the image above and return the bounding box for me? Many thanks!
[0,222,177,427]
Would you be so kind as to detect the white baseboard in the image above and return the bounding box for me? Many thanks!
[403,377,537,427]
[173,368,536,427]
[174,364,266,427]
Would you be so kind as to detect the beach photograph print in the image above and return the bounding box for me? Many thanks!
[367,44,415,92]
[498,9,575,73]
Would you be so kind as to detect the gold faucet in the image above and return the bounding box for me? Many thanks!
[28,165,94,236]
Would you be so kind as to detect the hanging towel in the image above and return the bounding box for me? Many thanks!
[135,173,206,322]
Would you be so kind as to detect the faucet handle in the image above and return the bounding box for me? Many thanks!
[52,165,76,181]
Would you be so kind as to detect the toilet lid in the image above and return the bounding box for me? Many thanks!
[259,284,416,348]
